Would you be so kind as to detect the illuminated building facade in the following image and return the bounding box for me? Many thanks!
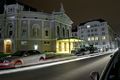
[78,19,115,51]
[0,3,75,53]
[56,38,86,53]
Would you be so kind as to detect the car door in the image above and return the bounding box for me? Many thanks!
[22,50,40,65]
[28,50,41,63]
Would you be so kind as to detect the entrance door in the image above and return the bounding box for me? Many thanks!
[4,39,12,53]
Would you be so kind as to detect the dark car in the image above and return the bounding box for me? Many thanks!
[90,49,120,80]
[0,50,46,69]
[75,48,90,56]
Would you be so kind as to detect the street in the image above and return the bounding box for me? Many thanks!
[0,53,111,80]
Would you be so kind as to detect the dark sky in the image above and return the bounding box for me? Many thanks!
[2,0,120,34]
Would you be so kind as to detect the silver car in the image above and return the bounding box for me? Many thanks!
[0,50,46,68]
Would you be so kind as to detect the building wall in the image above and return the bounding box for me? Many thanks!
[78,20,115,51]
[56,39,82,54]
[0,3,73,53]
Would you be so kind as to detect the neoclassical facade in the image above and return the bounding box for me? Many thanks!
[0,3,74,53]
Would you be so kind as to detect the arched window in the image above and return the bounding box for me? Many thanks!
[32,24,40,37]
[67,29,69,38]
[7,23,14,38]
[7,23,13,29]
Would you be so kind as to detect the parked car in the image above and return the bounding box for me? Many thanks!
[90,49,120,80]
[0,50,46,69]
[75,48,90,56]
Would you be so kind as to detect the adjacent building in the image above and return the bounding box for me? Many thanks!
[77,19,116,51]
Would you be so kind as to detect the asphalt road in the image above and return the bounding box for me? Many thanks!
[0,54,111,80]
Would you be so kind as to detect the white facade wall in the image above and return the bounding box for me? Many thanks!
[78,20,115,51]
[0,3,73,52]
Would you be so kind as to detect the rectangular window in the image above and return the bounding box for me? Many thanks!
[94,29,97,32]
[95,42,98,45]
[102,32,105,35]
[91,37,94,41]
[22,29,27,37]
[95,37,98,40]
[0,33,2,39]
[101,28,105,31]
[45,30,48,36]
[103,42,106,45]
[102,36,106,40]
[88,37,91,41]
[88,30,90,32]
[91,29,93,32]
[9,31,13,37]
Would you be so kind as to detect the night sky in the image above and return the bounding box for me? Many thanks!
[1,0,120,34]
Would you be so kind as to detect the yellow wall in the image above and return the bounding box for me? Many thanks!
[56,39,81,54]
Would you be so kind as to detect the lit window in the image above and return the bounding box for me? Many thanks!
[87,25,91,28]
[91,37,94,40]
[88,37,91,41]
[34,44,38,50]
[102,36,106,40]
[95,37,98,40]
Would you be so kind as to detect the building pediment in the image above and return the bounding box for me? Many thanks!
[53,12,73,25]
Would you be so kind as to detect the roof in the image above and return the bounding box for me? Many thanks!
[79,19,106,26]
[0,0,37,14]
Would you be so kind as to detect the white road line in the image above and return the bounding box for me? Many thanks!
[0,51,115,75]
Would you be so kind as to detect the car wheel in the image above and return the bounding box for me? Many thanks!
[14,61,22,67]
[39,57,45,61]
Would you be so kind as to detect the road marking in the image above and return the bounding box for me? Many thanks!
[0,50,115,75]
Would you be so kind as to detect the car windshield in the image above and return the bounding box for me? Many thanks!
[11,51,26,56]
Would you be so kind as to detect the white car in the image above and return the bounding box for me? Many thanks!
[0,50,46,68]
